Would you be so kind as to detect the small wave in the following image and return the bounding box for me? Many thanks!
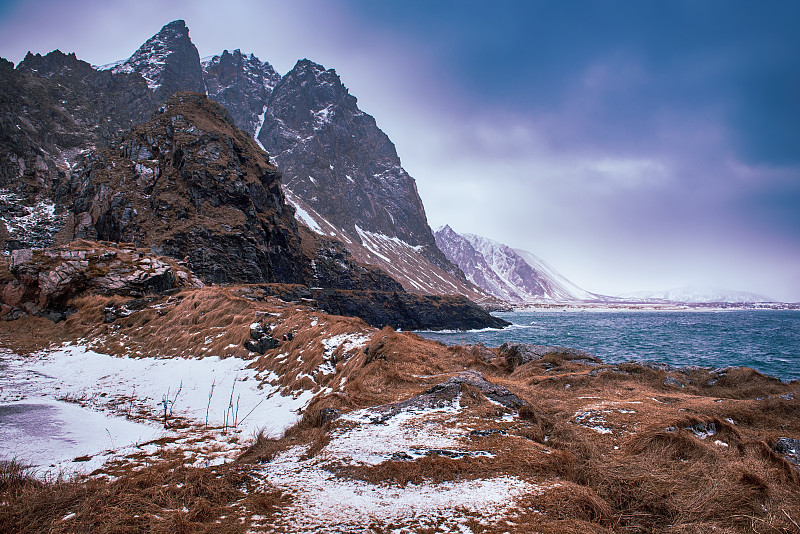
[415,326,502,334]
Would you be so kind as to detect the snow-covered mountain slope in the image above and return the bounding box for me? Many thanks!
[619,285,775,303]
[284,191,495,305]
[434,225,598,304]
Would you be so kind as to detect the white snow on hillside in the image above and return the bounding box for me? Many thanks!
[0,345,317,475]
[435,225,598,304]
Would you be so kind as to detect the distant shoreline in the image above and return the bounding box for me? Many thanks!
[510,302,800,313]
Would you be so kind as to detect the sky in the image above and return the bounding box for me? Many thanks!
[1,0,799,301]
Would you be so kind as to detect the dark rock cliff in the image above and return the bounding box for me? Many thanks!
[61,92,308,284]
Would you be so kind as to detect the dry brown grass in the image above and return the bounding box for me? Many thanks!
[3,287,800,532]
[0,458,290,533]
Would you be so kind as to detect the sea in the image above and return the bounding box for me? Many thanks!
[417,309,800,382]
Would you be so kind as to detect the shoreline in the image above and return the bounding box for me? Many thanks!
[510,302,800,312]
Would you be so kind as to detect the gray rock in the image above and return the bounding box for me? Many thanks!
[244,335,279,355]
[774,437,800,467]
[368,370,526,423]
[663,376,685,388]
[499,342,597,370]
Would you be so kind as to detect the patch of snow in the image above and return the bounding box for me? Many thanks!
[321,333,371,357]
[284,194,323,234]
[253,104,268,148]
[313,104,334,128]
[0,345,317,472]
[255,394,545,531]
[0,397,160,474]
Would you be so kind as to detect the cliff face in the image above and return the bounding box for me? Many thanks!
[0,51,154,250]
[260,59,430,246]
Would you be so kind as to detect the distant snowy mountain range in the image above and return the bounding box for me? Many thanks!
[618,286,775,304]
[435,226,778,305]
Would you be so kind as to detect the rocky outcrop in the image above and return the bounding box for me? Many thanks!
[238,283,510,331]
[309,289,510,331]
[202,49,281,138]
[369,370,526,422]
[61,92,308,285]
[0,240,202,321]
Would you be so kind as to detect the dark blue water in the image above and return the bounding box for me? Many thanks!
[418,310,800,381]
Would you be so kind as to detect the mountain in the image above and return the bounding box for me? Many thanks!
[252,58,488,301]
[1,57,506,329]
[619,285,775,304]
[108,20,204,101]
[434,225,597,304]
[95,21,490,302]
[0,20,504,324]
[201,49,281,139]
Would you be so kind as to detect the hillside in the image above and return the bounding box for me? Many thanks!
[1,271,798,532]
[435,225,599,304]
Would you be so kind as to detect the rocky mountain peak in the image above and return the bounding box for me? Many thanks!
[202,49,281,138]
[17,50,85,78]
[110,19,203,99]
[255,57,487,299]
[259,58,421,240]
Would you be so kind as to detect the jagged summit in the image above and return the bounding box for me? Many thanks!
[253,57,490,300]
[202,49,281,138]
[110,19,203,99]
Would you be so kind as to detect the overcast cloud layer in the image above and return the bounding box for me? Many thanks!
[1,0,798,301]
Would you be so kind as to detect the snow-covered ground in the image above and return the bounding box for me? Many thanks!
[0,345,316,476]
[255,395,544,532]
